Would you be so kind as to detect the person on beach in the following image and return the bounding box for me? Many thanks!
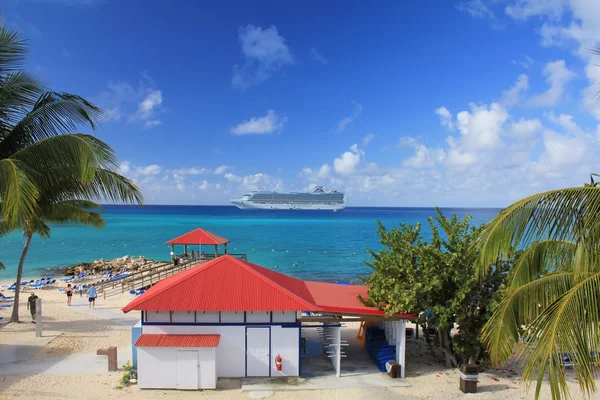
[27,292,39,323]
[191,250,195,261]
[66,284,73,306]
[87,284,97,309]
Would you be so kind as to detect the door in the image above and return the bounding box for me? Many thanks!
[176,350,198,389]
[246,327,270,377]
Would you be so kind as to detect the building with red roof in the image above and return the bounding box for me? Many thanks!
[124,255,414,390]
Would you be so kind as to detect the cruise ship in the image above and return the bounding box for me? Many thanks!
[231,186,346,211]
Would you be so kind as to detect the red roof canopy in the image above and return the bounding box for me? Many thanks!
[123,255,415,319]
[165,228,230,246]
[136,334,220,348]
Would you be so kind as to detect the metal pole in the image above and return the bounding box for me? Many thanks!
[35,298,42,337]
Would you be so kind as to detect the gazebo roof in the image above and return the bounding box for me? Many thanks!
[165,228,230,246]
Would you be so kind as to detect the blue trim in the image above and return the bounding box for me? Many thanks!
[298,326,302,376]
[141,321,301,327]
[244,311,246,323]
[270,312,273,323]
[169,311,172,323]
[218,311,221,324]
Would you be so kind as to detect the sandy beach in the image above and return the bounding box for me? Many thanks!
[0,278,595,400]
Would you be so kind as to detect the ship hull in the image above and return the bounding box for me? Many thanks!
[231,201,345,211]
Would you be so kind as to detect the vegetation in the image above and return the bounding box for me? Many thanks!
[361,208,509,367]
[0,24,143,322]
[474,175,600,400]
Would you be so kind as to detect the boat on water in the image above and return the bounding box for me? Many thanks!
[231,186,346,211]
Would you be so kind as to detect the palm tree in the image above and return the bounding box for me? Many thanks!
[0,24,144,321]
[474,176,600,400]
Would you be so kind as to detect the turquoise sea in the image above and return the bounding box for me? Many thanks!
[0,206,501,282]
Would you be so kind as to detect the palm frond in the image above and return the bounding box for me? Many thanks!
[509,240,577,289]
[0,70,44,131]
[0,24,28,73]
[0,260,4,270]
[11,134,119,185]
[473,186,600,276]
[483,273,573,366]
[520,272,600,400]
[0,158,39,227]
[41,201,104,229]
[0,92,103,157]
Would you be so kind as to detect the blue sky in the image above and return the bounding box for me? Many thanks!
[4,0,600,206]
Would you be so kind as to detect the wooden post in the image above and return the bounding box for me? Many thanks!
[214,245,218,258]
[224,243,228,254]
[184,244,187,256]
[103,290,107,300]
[170,244,174,255]
[35,299,42,337]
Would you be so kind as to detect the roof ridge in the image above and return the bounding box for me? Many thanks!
[229,256,319,310]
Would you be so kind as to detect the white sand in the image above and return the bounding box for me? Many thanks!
[0,278,596,400]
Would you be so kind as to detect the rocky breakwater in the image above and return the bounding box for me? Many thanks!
[62,255,163,276]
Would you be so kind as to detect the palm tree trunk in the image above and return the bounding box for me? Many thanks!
[10,232,33,323]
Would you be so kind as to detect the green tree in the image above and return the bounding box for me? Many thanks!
[0,24,144,321]
[474,176,600,400]
[361,208,508,367]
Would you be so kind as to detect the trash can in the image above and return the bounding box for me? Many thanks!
[386,361,401,378]
[459,364,479,393]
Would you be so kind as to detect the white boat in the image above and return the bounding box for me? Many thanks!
[231,186,346,211]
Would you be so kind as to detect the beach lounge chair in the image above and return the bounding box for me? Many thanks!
[61,276,74,282]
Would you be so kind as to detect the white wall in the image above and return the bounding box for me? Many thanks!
[196,311,220,323]
[221,311,244,323]
[246,311,270,323]
[146,311,170,323]
[143,325,246,377]
[272,311,297,323]
[142,324,300,378]
[270,326,300,376]
[171,311,195,323]
[138,347,216,389]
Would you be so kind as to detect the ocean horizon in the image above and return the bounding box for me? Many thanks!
[0,205,501,282]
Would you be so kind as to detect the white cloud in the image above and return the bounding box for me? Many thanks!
[540,130,588,166]
[171,167,209,176]
[403,143,446,168]
[334,145,361,175]
[511,55,534,69]
[336,102,363,133]
[94,75,164,129]
[363,133,375,146]
[317,164,330,179]
[136,89,162,120]
[199,180,209,190]
[456,0,495,18]
[232,25,293,89]
[213,165,231,175]
[136,164,162,176]
[501,74,529,107]
[510,118,543,138]
[309,48,328,64]
[505,0,567,20]
[435,106,454,130]
[230,109,286,135]
[547,112,583,134]
[527,60,574,107]
[455,102,508,150]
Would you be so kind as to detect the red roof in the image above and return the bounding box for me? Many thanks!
[123,255,415,318]
[165,228,230,245]
[136,334,220,347]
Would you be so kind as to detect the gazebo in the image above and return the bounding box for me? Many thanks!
[165,228,230,258]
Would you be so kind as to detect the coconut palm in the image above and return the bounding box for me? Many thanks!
[474,176,600,400]
[0,24,144,321]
